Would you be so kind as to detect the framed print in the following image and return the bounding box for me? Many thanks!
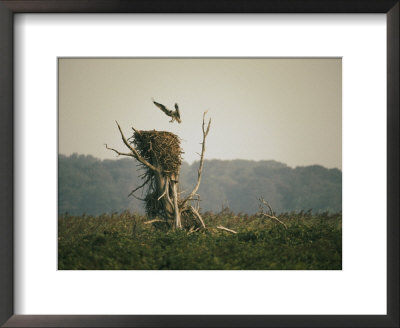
[0,1,398,327]
[56,57,342,271]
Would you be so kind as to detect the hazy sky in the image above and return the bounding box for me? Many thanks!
[59,58,341,169]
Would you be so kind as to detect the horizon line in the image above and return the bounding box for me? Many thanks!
[58,152,342,171]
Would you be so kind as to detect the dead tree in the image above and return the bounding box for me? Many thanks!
[257,197,287,229]
[105,112,211,230]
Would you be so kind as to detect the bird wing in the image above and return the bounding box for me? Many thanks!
[153,100,172,116]
[174,103,180,119]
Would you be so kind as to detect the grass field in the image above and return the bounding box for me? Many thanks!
[58,210,342,270]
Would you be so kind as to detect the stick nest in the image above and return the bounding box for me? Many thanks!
[131,130,182,175]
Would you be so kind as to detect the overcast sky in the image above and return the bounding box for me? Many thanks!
[59,58,341,169]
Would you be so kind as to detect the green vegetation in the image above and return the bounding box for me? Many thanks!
[58,210,342,270]
[59,154,342,216]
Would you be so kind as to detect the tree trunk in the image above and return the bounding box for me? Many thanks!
[154,172,173,219]
[152,169,182,229]
[170,172,182,229]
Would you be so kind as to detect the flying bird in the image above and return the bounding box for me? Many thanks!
[152,99,182,123]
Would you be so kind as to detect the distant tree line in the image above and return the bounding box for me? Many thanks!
[59,154,342,216]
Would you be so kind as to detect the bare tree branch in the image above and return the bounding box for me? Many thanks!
[189,205,206,228]
[131,126,142,135]
[217,225,237,234]
[180,112,211,208]
[114,121,160,172]
[257,197,287,229]
[128,175,151,198]
[259,213,288,229]
[258,197,275,216]
[130,194,146,201]
[105,144,134,157]
[157,188,167,201]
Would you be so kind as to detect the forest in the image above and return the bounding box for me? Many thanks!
[58,153,341,216]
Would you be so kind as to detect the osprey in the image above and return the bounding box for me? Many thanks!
[152,99,182,123]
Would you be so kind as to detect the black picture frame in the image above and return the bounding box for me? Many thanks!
[0,1,398,327]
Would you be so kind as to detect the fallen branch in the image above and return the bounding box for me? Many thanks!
[217,225,237,234]
[143,219,167,225]
[188,226,201,234]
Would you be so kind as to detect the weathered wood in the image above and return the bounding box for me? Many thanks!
[171,181,182,229]
[114,121,159,172]
[189,206,206,229]
[154,172,174,220]
[259,213,288,229]
[217,226,237,234]
[258,197,287,229]
[106,111,211,231]
[180,112,211,208]
[144,219,166,225]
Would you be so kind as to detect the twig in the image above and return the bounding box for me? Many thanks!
[131,127,141,135]
[105,144,133,157]
[130,194,146,201]
[128,176,151,197]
